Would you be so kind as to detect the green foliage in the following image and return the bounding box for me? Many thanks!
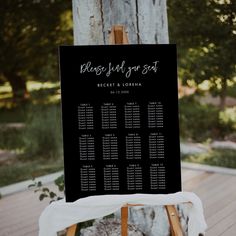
[23,105,62,159]
[227,83,236,98]
[0,82,61,151]
[0,157,63,187]
[0,105,28,122]
[219,107,236,133]
[179,96,221,141]
[29,174,64,203]
[0,83,64,186]
[54,174,65,192]
[179,95,236,141]
[0,126,24,150]
[168,0,236,108]
[0,0,72,99]
[182,148,236,168]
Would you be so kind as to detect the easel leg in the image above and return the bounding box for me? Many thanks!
[109,24,184,236]
[165,205,183,236]
[66,224,77,236]
[121,206,128,236]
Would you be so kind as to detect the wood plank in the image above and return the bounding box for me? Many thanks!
[0,185,52,235]
[1,219,39,236]
[200,175,235,201]
[13,224,38,236]
[183,171,212,191]
[191,173,231,196]
[109,25,129,44]
[221,223,236,236]
[203,177,236,218]
[206,210,236,236]
[0,192,49,226]
[207,198,236,229]
[165,205,183,236]
[121,206,128,236]
[199,175,236,203]
[67,224,77,236]
[181,169,205,182]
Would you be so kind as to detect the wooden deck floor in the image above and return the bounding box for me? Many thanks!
[0,167,236,236]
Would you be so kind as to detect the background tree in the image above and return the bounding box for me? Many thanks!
[0,0,72,101]
[168,0,236,109]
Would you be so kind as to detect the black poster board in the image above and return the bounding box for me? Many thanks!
[59,45,181,202]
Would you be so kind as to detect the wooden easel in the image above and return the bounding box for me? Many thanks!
[66,25,183,236]
[109,25,183,236]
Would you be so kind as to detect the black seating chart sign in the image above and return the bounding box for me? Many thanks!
[59,45,181,202]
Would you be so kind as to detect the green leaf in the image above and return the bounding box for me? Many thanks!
[58,185,64,192]
[49,192,56,198]
[39,193,48,201]
[28,184,36,189]
[42,187,49,192]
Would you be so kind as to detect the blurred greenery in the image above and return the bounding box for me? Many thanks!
[182,148,236,168]
[179,95,236,142]
[168,0,236,109]
[28,175,64,202]
[23,104,62,159]
[0,0,72,101]
[0,127,24,150]
[0,0,236,187]
[219,107,236,129]
[179,96,221,142]
[0,82,63,186]
[0,156,63,187]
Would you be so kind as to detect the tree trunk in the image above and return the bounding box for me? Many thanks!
[72,1,175,235]
[220,77,227,110]
[4,72,29,102]
[72,0,169,45]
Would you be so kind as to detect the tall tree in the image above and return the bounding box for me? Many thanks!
[72,0,169,44]
[71,0,173,231]
[0,0,72,101]
[168,0,236,109]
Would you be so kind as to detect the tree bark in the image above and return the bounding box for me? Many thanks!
[71,0,173,235]
[4,72,29,102]
[72,0,169,45]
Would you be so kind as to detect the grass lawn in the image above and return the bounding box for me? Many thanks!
[0,156,63,187]
[181,148,236,169]
[0,81,63,187]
